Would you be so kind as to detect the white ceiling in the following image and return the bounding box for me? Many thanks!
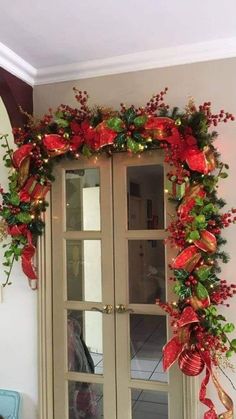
[1,0,236,85]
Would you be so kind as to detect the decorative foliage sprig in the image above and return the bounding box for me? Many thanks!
[0,89,235,417]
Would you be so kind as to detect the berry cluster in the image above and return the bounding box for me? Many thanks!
[211,280,236,306]
[144,87,169,114]
[199,102,235,126]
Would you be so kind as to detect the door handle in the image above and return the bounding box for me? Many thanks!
[115,304,134,314]
[91,304,113,314]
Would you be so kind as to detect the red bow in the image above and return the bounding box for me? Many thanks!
[163,306,199,370]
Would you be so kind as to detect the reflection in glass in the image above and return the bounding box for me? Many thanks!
[130,315,168,383]
[66,168,100,231]
[132,389,168,419]
[68,381,103,419]
[68,310,103,375]
[66,240,102,302]
[128,240,165,304]
[127,165,164,230]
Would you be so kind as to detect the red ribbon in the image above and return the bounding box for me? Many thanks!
[163,306,199,370]
[200,351,234,419]
[8,226,37,280]
[144,116,182,145]
[43,134,70,155]
[21,231,37,280]
[12,144,34,169]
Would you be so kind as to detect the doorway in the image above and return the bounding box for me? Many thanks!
[51,150,183,419]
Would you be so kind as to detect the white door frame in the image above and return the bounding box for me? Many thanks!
[37,156,199,419]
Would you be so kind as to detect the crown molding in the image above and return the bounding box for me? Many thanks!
[0,42,36,86]
[1,37,236,86]
[34,37,236,85]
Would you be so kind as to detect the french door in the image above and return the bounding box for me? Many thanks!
[51,150,183,419]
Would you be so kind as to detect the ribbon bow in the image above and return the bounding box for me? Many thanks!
[163,306,199,371]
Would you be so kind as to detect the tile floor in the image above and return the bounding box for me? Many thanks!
[89,314,168,418]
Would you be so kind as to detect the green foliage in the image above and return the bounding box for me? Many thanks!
[123,107,137,126]
[195,282,209,300]
[107,117,124,132]
[133,115,148,128]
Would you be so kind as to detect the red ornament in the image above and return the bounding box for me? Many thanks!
[178,349,204,376]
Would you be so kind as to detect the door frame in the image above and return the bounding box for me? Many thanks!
[37,162,199,419]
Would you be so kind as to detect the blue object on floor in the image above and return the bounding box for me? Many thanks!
[0,389,20,419]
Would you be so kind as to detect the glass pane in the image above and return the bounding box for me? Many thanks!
[130,314,168,383]
[68,381,103,419]
[66,168,100,231]
[68,310,103,375]
[127,165,164,230]
[132,389,168,419]
[66,240,102,302]
[128,240,165,304]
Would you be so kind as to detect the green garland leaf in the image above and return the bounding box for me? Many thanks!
[196,282,209,300]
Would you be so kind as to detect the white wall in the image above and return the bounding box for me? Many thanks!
[0,97,38,419]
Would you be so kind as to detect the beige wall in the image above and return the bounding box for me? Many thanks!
[34,58,236,415]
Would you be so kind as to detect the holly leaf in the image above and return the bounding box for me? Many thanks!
[173,282,181,294]
[82,144,92,157]
[230,339,236,350]
[223,323,235,333]
[127,138,140,153]
[195,197,204,206]
[132,132,144,142]
[16,212,32,224]
[189,230,200,241]
[106,117,124,132]
[202,203,216,214]
[226,350,234,358]
[123,108,137,126]
[196,282,209,300]
[9,192,20,206]
[133,115,148,128]
[115,132,127,147]
[195,266,212,281]
[173,269,189,281]
[54,118,69,128]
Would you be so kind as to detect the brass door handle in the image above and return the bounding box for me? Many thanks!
[115,304,134,314]
[91,304,113,314]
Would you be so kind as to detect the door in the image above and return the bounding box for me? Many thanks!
[51,151,183,419]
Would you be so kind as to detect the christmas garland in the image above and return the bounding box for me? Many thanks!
[0,88,236,417]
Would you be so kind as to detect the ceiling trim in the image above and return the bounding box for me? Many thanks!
[0,42,36,86]
[1,37,236,86]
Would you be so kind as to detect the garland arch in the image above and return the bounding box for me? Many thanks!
[0,88,235,417]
